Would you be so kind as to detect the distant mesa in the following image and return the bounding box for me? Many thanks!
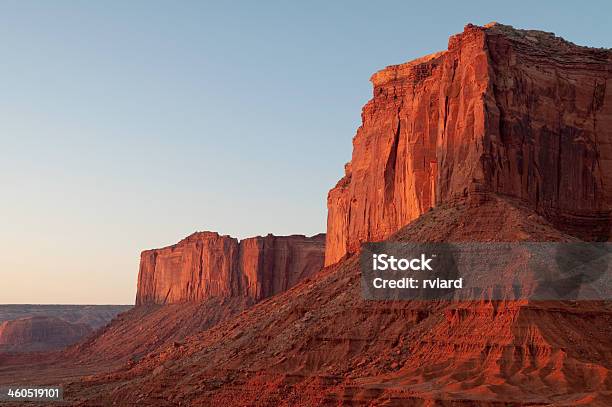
[0,304,131,353]
[0,316,92,353]
[136,232,326,305]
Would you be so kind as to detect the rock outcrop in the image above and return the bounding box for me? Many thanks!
[326,22,612,265]
[136,232,325,305]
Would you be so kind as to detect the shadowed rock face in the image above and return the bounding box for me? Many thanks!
[326,23,612,265]
[135,232,325,305]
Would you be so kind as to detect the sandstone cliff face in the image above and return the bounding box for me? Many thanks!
[135,232,325,305]
[326,23,612,265]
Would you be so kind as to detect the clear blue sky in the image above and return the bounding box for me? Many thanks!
[1,1,609,304]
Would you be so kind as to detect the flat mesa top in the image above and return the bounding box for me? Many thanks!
[370,22,611,86]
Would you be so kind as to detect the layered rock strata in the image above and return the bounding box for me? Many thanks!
[326,23,612,265]
[136,232,325,305]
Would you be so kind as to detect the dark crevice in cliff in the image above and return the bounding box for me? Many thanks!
[591,80,606,143]
[197,243,204,295]
[163,288,172,304]
[441,60,458,142]
[263,238,273,297]
[556,115,563,208]
[384,112,401,207]
[442,96,450,140]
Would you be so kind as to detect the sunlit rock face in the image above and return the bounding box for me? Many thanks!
[136,232,325,305]
[325,23,612,265]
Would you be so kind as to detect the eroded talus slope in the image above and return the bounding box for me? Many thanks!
[66,298,252,364]
[136,232,325,305]
[65,196,612,406]
[326,22,612,265]
[0,298,253,388]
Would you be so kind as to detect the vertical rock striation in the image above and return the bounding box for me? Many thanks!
[135,232,325,305]
[326,23,612,265]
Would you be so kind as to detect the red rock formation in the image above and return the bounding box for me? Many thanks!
[57,197,612,406]
[326,22,612,265]
[0,316,92,353]
[136,232,325,305]
[2,24,611,407]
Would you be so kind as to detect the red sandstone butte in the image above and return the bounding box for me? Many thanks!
[325,22,612,265]
[135,232,325,305]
